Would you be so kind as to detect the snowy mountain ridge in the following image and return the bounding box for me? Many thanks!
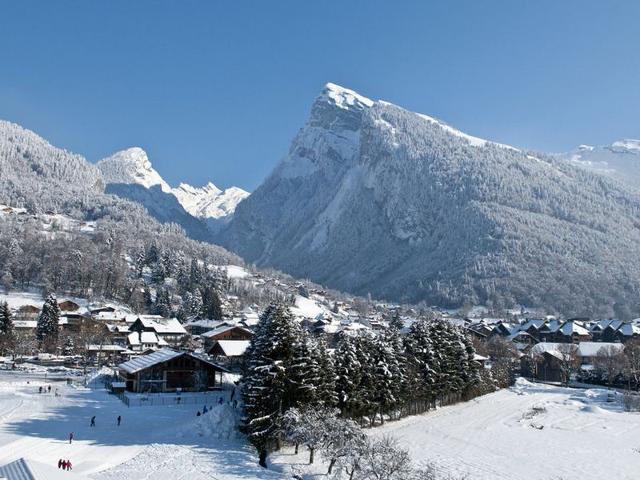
[220,82,640,316]
[561,139,640,191]
[97,148,249,221]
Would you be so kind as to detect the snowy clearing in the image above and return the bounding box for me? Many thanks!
[0,373,281,479]
[372,379,640,480]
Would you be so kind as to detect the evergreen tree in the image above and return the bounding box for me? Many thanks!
[0,302,13,336]
[0,301,14,355]
[201,285,223,320]
[371,333,404,423]
[182,290,203,320]
[154,288,172,317]
[288,329,322,407]
[389,310,403,330]
[242,303,303,467]
[335,333,363,418]
[404,319,439,402]
[151,260,166,284]
[36,294,60,352]
[315,337,338,408]
[143,285,153,311]
[134,247,146,278]
[189,258,202,290]
[145,242,159,264]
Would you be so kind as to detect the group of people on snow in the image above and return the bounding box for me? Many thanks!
[57,459,72,470]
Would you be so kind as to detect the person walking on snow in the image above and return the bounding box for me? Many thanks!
[66,459,72,470]
[61,460,68,470]
[117,415,121,426]
[69,432,74,444]
[90,415,96,427]
[58,459,63,469]
[202,405,208,414]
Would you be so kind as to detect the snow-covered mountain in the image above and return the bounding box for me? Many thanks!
[98,147,172,192]
[97,148,249,228]
[560,140,640,191]
[0,119,103,210]
[172,182,249,220]
[219,83,640,316]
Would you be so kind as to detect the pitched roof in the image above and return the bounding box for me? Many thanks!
[559,321,590,336]
[201,325,253,338]
[135,316,187,335]
[118,348,229,374]
[577,342,624,357]
[212,340,251,357]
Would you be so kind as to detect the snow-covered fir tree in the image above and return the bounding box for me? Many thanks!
[0,301,14,354]
[0,301,12,336]
[200,285,223,320]
[36,294,60,352]
[242,303,303,467]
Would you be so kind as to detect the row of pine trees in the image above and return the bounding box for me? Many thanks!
[241,304,481,466]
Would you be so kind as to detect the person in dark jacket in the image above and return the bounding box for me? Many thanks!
[69,432,74,444]
[58,459,63,469]
[117,415,121,426]
[90,415,96,427]
[66,459,73,470]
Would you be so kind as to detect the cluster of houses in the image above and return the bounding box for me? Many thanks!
[467,317,640,346]
[8,299,258,371]
[467,316,639,383]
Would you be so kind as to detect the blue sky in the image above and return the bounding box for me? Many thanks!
[1,1,639,190]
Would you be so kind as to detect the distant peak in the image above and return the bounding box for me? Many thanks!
[320,82,374,110]
[176,181,222,195]
[612,139,640,151]
[98,147,171,192]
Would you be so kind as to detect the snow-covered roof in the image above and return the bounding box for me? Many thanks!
[530,342,624,358]
[135,316,187,335]
[119,349,183,373]
[185,319,225,329]
[0,457,90,480]
[87,344,126,352]
[577,342,624,357]
[618,323,640,336]
[559,321,590,336]
[212,340,250,357]
[127,331,166,346]
[118,349,228,374]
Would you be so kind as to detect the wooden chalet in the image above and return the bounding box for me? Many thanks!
[117,349,228,393]
[202,325,253,350]
[208,339,251,370]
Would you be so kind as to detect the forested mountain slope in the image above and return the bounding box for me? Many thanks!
[220,84,640,317]
[0,119,239,265]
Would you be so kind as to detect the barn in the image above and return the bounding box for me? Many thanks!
[117,349,228,393]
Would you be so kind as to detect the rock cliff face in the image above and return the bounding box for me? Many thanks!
[219,84,640,316]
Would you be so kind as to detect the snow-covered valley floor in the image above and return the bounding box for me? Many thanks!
[1,374,639,480]
[370,379,640,480]
[0,373,281,479]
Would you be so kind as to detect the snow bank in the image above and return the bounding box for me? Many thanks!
[178,404,241,440]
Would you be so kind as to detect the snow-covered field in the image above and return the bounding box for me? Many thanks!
[0,373,281,479]
[373,379,640,480]
[2,374,639,479]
